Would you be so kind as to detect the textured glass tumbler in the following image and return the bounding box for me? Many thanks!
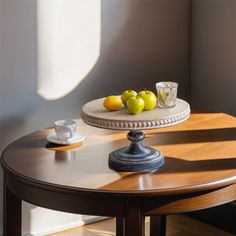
[156,82,178,108]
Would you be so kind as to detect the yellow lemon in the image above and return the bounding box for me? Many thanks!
[103,95,123,111]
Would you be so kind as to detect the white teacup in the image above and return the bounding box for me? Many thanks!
[54,120,77,141]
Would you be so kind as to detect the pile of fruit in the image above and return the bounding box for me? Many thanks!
[103,90,157,115]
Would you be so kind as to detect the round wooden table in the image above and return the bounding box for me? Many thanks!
[2,111,236,236]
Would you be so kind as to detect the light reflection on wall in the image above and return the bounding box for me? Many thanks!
[37,0,101,100]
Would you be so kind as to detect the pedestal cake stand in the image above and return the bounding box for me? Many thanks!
[81,98,190,172]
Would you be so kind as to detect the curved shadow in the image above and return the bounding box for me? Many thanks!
[160,156,236,174]
[145,127,236,146]
[10,126,236,152]
[100,156,236,190]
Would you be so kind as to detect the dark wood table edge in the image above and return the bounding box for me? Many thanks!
[3,164,236,236]
[2,108,236,236]
[2,151,236,198]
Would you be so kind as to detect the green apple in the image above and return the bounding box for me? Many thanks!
[126,96,144,115]
[137,90,157,110]
[121,90,137,106]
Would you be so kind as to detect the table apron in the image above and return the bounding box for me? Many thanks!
[5,170,236,218]
[142,183,236,215]
[5,172,126,217]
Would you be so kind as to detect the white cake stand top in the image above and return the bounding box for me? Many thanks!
[81,98,190,131]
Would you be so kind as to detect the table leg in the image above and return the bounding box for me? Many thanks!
[125,200,144,236]
[150,215,166,236]
[116,217,125,236]
[3,176,22,236]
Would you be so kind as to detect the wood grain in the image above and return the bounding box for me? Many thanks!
[2,112,236,196]
[47,215,234,236]
[2,111,236,236]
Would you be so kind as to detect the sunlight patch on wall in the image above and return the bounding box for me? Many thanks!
[37,0,101,100]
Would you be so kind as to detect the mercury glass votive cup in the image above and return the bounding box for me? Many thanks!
[156,82,178,108]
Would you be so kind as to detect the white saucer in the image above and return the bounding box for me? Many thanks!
[47,132,85,145]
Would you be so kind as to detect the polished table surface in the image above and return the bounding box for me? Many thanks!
[2,111,236,236]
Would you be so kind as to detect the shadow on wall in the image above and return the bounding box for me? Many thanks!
[0,0,191,234]
[0,1,38,234]
[0,0,38,121]
[0,0,130,234]
[78,0,190,100]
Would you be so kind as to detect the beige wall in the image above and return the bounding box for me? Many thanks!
[0,0,191,234]
[191,0,236,116]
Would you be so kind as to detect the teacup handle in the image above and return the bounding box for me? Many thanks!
[67,127,74,139]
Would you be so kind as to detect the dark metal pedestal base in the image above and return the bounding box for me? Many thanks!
[109,130,165,172]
